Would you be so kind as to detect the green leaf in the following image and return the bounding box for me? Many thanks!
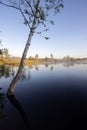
[24,20,28,25]
[50,20,54,25]
[44,37,50,40]
[24,10,29,14]
[59,4,64,8]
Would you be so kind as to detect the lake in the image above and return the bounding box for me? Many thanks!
[0,63,87,130]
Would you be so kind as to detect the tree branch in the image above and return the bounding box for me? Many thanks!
[24,0,35,16]
[0,1,31,30]
[19,7,31,29]
[0,1,20,10]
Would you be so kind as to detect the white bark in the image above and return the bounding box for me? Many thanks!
[7,0,41,95]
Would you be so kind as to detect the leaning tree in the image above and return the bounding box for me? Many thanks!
[0,32,3,59]
[0,0,64,95]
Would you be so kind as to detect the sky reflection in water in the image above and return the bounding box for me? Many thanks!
[0,63,87,129]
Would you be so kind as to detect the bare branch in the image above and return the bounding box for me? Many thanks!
[0,0,31,29]
[24,0,35,16]
[19,7,31,29]
[0,1,20,10]
[33,0,35,6]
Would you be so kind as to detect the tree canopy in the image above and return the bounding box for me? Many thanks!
[0,0,64,37]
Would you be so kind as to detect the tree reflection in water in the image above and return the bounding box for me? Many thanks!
[7,94,32,130]
[0,65,15,78]
[20,68,31,81]
[63,62,74,68]
[35,65,39,71]
[50,66,54,71]
[0,63,79,79]
[0,90,4,119]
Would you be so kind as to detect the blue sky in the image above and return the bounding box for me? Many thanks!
[0,0,87,58]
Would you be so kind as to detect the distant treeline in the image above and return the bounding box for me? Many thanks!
[0,56,87,66]
[0,56,57,65]
[0,49,87,65]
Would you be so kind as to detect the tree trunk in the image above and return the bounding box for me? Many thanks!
[7,31,33,95]
[7,0,41,96]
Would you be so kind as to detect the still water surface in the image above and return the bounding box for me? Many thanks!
[0,63,87,129]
